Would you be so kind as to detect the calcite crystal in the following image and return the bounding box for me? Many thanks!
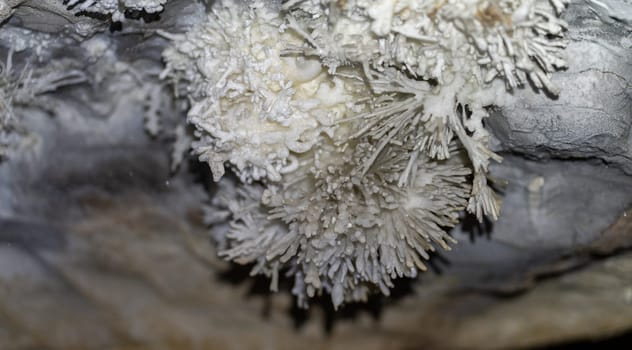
[63,0,169,21]
[163,0,571,308]
[2,0,632,347]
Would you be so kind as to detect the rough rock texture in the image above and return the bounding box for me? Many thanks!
[488,1,632,174]
[471,0,632,280]
[0,0,632,349]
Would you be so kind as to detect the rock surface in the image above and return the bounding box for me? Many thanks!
[488,1,632,174]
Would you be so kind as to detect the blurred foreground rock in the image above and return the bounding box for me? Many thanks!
[1,153,631,350]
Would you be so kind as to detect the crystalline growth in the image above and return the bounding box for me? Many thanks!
[162,2,367,183]
[63,0,169,21]
[216,136,472,307]
[163,0,571,308]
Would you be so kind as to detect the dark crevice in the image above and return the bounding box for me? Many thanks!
[534,329,632,350]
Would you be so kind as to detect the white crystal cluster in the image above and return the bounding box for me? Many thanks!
[163,0,570,308]
[63,0,168,21]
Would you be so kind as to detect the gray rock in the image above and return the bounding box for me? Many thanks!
[488,0,632,173]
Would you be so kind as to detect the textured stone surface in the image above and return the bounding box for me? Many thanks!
[475,0,632,277]
[488,0,632,174]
